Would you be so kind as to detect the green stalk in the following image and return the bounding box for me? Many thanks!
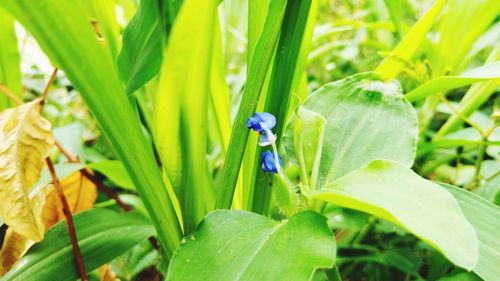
[215,0,288,209]
[250,0,313,214]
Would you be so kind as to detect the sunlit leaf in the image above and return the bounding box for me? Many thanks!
[167,210,336,281]
[0,99,54,241]
[311,160,478,270]
[375,0,446,78]
[406,62,500,101]
[1,0,182,256]
[155,0,219,231]
[284,72,418,188]
[117,0,162,95]
[0,6,22,109]
[89,160,135,191]
[441,183,500,281]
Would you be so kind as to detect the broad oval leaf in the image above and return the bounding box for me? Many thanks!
[284,72,418,188]
[0,209,154,281]
[310,160,478,270]
[167,210,336,281]
[441,183,500,281]
[0,99,54,241]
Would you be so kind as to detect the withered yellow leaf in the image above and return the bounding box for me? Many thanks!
[42,170,97,229]
[0,170,97,275]
[0,229,34,275]
[0,99,54,242]
[99,264,120,281]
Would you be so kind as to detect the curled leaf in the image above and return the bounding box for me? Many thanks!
[0,99,54,241]
[0,170,97,275]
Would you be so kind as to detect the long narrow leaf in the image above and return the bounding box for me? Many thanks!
[0,0,182,257]
[405,62,500,101]
[250,0,314,214]
[0,6,22,109]
[1,209,154,281]
[154,0,219,232]
[374,0,446,79]
[216,0,288,209]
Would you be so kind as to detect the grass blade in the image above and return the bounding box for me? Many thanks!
[1,0,183,258]
[154,0,219,232]
[374,0,446,79]
[215,0,288,209]
[250,0,314,214]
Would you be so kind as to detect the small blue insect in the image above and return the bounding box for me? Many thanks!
[261,150,283,174]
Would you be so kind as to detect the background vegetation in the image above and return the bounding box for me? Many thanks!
[0,0,498,280]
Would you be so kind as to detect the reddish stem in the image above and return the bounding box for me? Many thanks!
[46,158,88,281]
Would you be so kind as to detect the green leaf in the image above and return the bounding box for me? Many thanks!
[310,160,478,270]
[383,0,403,38]
[117,0,163,95]
[288,106,326,190]
[441,183,500,281]
[374,0,446,79]
[284,73,418,188]
[1,0,182,257]
[435,44,500,138]
[429,0,500,76]
[84,0,121,60]
[405,62,500,101]
[0,209,154,281]
[250,0,314,214]
[215,0,288,209]
[89,160,135,191]
[166,210,336,281]
[154,0,219,232]
[0,6,22,109]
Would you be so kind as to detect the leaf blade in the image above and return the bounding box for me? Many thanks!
[0,209,154,281]
[311,160,479,270]
[166,210,336,281]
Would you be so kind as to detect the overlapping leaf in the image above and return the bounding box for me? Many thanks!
[284,72,418,188]
[0,170,97,274]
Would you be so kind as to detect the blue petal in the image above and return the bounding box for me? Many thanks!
[246,112,276,133]
[261,150,283,174]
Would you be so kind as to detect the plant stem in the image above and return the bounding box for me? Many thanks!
[470,137,487,190]
[53,139,132,212]
[0,83,22,105]
[45,158,87,281]
[39,68,58,110]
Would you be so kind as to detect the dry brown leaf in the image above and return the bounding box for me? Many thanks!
[0,229,34,275]
[0,99,54,241]
[0,170,97,275]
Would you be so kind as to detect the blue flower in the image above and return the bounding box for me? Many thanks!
[246,112,276,133]
[261,150,283,174]
[258,130,276,146]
